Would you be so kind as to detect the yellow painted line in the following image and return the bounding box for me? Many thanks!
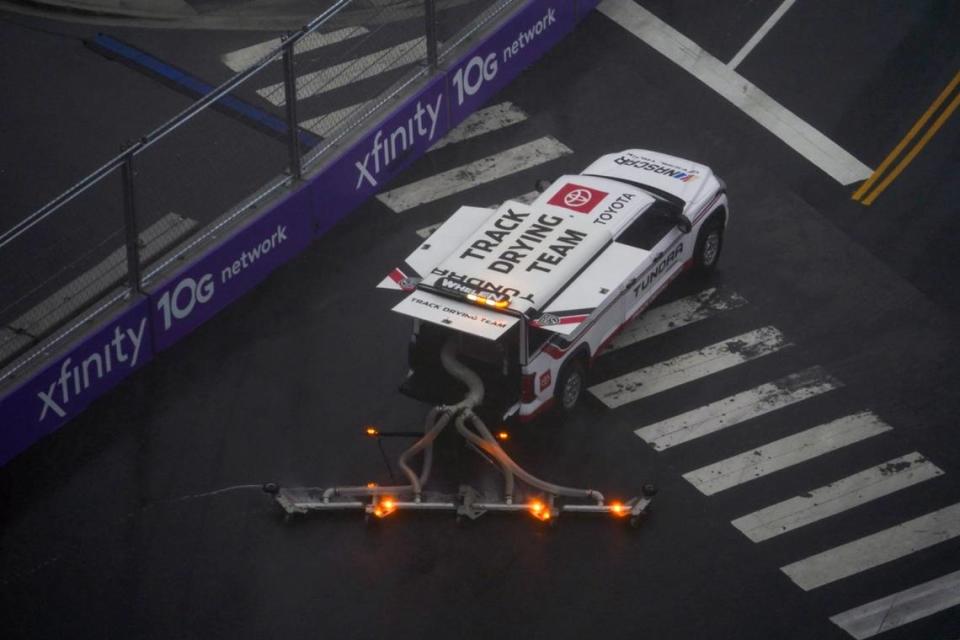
[853,70,960,202]
[862,89,960,205]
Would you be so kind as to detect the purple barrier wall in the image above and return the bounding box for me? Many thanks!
[317,75,449,232]
[447,0,575,128]
[0,0,585,465]
[0,300,153,465]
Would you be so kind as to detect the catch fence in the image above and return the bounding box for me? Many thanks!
[0,0,513,379]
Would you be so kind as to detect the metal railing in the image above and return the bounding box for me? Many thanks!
[0,0,514,376]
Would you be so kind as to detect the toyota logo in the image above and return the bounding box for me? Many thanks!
[563,189,594,208]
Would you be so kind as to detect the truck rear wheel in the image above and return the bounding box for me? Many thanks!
[555,359,586,415]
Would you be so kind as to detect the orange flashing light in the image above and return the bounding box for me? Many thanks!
[373,497,397,518]
[528,500,552,522]
[496,431,510,441]
[364,426,379,437]
[366,482,378,489]
[466,293,510,309]
[609,501,628,518]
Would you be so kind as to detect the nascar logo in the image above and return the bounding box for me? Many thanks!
[614,155,699,182]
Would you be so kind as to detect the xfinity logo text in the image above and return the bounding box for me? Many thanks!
[355,95,443,189]
[37,318,148,421]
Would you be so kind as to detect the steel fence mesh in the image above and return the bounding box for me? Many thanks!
[437,0,512,55]
[0,167,131,365]
[0,0,530,372]
[294,1,431,156]
[131,95,291,271]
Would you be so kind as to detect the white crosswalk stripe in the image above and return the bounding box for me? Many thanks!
[603,288,748,353]
[377,137,573,213]
[257,37,426,106]
[429,102,529,151]
[590,326,791,409]
[493,191,540,207]
[221,27,370,72]
[730,452,941,541]
[781,502,960,591]
[829,569,960,639]
[683,411,894,496]
[634,366,840,451]
[415,222,443,239]
[301,100,377,137]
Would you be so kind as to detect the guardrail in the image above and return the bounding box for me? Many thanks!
[0,0,599,465]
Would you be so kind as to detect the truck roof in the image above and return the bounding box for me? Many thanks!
[431,199,610,315]
[380,149,713,340]
[382,186,654,340]
[582,149,714,205]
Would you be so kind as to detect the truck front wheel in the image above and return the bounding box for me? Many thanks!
[693,219,723,275]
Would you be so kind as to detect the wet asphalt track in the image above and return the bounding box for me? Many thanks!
[2,2,960,638]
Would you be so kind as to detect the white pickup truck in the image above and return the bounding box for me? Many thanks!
[379,149,728,420]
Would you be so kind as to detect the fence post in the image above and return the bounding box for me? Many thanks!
[281,33,303,180]
[424,0,438,70]
[121,150,142,293]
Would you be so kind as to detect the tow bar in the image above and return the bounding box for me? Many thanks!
[266,339,656,526]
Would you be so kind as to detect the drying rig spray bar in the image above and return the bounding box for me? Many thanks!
[265,339,656,527]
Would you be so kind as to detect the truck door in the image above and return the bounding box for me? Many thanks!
[617,207,687,319]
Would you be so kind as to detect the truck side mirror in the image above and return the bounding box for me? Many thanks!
[675,215,692,234]
[534,179,552,193]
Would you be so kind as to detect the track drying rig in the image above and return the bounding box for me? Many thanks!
[265,339,656,527]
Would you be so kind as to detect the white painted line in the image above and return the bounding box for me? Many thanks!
[257,37,426,106]
[377,137,573,213]
[604,288,748,353]
[731,452,941,541]
[415,222,442,239]
[489,191,540,208]
[519,190,539,204]
[301,100,376,137]
[221,27,369,72]
[781,502,960,591]
[728,0,796,69]
[635,366,840,451]
[598,0,872,185]
[830,569,960,639]
[590,326,790,409]
[430,102,529,151]
[683,411,893,496]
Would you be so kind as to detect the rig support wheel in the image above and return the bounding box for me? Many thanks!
[629,510,650,529]
[262,482,279,495]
